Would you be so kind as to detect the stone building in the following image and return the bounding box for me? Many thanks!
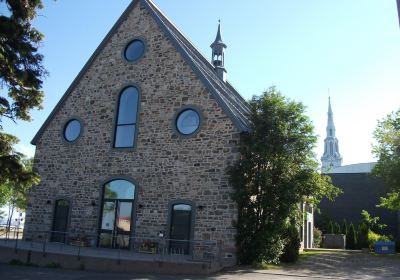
[25,0,249,265]
[24,0,312,264]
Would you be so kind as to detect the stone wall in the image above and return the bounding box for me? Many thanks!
[25,1,240,260]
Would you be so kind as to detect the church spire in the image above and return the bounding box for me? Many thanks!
[211,20,227,82]
[321,97,342,171]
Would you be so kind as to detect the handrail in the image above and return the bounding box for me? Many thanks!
[1,225,222,264]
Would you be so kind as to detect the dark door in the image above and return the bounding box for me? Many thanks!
[169,204,192,254]
[51,199,70,243]
[308,222,312,248]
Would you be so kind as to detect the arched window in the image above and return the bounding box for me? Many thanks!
[114,87,139,148]
[99,179,136,249]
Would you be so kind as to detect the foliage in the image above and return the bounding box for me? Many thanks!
[0,0,45,208]
[0,132,38,189]
[328,221,334,234]
[367,231,391,250]
[356,210,386,249]
[341,219,348,235]
[333,222,341,234]
[280,224,301,263]
[229,87,341,264]
[313,227,322,248]
[360,210,386,232]
[346,223,357,250]
[0,0,46,123]
[372,109,400,210]
[0,156,39,229]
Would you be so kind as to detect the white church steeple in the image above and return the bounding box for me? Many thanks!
[321,97,342,171]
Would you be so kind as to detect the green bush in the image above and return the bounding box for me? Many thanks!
[334,222,341,234]
[367,230,390,250]
[357,223,369,249]
[280,226,301,263]
[313,227,322,248]
[328,221,334,234]
[346,223,357,250]
[341,219,348,235]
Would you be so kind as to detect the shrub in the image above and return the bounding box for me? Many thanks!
[346,223,357,250]
[280,226,301,263]
[367,231,390,250]
[334,222,341,234]
[328,221,334,234]
[357,223,369,249]
[341,219,348,235]
[313,227,322,248]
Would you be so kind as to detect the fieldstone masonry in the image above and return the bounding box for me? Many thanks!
[24,1,240,263]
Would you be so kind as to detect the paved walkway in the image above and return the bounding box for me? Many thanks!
[0,251,399,279]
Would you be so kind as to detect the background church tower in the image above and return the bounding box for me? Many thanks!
[321,97,343,171]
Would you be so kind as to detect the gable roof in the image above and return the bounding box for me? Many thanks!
[31,0,250,145]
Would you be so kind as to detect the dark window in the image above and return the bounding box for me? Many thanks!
[64,119,81,142]
[124,40,145,62]
[176,109,200,135]
[114,87,139,148]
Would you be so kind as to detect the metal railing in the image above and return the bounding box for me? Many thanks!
[0,225,222,264]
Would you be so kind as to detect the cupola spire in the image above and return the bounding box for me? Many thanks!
[211,20,227,82]
[321,97,343,172]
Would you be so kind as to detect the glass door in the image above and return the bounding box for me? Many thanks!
[99,179,135,249]
[99,200,132,249]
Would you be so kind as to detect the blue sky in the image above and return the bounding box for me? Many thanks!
[2,0,400,165]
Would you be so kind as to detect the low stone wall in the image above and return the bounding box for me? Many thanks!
[323,234,346,249]
[0,246,221,275]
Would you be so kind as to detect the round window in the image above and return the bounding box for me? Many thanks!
[64,119,81,142]
[124,39,145,62]
[176,109,200,135]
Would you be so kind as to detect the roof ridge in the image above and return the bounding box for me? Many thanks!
[142,0,218,73]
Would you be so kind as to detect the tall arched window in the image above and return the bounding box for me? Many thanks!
[99,179,136,249]
[114,86,139,148]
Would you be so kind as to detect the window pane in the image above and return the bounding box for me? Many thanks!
[115,125,135,148]
[176,109,200,135]
[118,87,138,125]
[101,202,116,230]
[104,180,135,200]
[124,40,145,62]
[173,204,192,211]
[116,202,132,232]
[64,119,81,142]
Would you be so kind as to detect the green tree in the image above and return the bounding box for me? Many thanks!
[328,220,334,234]
[0,0,45,192]
[346,223,357,249]
[333,222,341,234]
[229,87,341,264]
[0,0,46,122]
[372,109,400,210]
[1,157,39,228]
[341,219,348,235]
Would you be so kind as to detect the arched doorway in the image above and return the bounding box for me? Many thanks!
[51,199,70,243]
[169,203,193,254]
[99,179,135,249]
